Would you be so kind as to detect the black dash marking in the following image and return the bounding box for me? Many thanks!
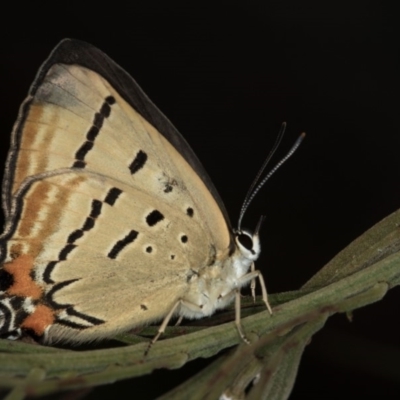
[108,230,139,259]
[186,207,194,217]
[146,210,164,226]
[43,197,106,283]
[129,150,147,174]
[180,235,188,244]
[146,246,153,253]
[104,187,122,206]
[66,306,104,325]
[0,270,14,291]
[82,198,104,232]
[93,112,104,129]
[106,95,116,105]
[67,229,84,243]
[140,304,148,310]
[86,126,99,141]
[99,102,111,119]
[170,254,175,260]
[72,96,115,168]
[90,200,103,218]
[73,160,86,168]
[75,141,94,163]
[54,318,91,330]
[43,261,57,284]
[59,244,76,260]
[82,217,95,231]
[46,279,80,308]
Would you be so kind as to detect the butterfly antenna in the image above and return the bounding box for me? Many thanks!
[238,131,306,230]
[240,122,287,218]
[254,215,266,235]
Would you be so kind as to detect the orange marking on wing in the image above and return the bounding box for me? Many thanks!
[4,254,43,299]
[13,104,46,196]
[21,305,55,336]
[18,180,52,238]
[17,176,86,242]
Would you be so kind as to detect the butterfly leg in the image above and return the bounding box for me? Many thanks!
[217,288,252,343]
[175,315,184,326]
[149,300,182,348]
[146,298,203,355]
[235,289,250,344]
[237,270,272,315]
[250,262,256,303]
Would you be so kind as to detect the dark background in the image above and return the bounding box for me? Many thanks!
[1,1,399,398]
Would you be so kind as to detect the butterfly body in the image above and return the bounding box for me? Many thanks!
[0,39,267,344]
[176,232,260,320]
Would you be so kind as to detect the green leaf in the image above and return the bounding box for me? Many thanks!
[1,209,399,399]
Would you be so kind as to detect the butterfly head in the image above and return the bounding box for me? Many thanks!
[234,229,261,263]
[221,228,261,283]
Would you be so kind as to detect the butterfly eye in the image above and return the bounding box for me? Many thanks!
[237,232,254,252]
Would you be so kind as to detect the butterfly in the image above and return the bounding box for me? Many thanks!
[0,39,302,346]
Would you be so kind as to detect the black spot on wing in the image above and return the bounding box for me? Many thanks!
[180,235,188,243]
[146,210,164,227]
[108,230,139,259]
[186,207,194,217]
[104,187,122,206]
[105,95,116,105]
[129,150,147,174]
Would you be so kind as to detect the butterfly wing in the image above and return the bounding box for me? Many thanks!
[0,39,233,342]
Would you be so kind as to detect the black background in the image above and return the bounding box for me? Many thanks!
[1,1,399,398]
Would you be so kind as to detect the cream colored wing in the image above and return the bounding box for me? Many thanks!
[0,39,233,342]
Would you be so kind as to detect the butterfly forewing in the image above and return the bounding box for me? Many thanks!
[0,40,233,342]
